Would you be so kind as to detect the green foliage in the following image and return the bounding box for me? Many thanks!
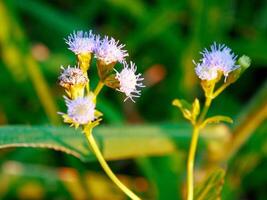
[194,168,225,200]
[172,98,200,124]
[200,116,233,129]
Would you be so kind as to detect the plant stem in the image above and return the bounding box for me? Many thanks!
[186,96,213,200]
[85,73,90,94]
[94,81,105,97]
[212,83,229,99]
[187,126,200,200]
[198,97,212,123]
[84,129,141,200]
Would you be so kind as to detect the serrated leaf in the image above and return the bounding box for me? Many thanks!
[194,168,226,200]
[200,116,233,129]
[0,124,230,162]
[0,125,186,162]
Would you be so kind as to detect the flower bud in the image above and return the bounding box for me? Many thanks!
[58,66,88,99]
[226,55,251,84]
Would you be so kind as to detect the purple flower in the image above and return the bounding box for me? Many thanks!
[194,42,239,80]
[65,30,95,54]
[94,36,128,64]
[64,96,96,124]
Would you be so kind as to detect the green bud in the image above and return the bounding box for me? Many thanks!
[226,55,251,85]
[238,55,251,73]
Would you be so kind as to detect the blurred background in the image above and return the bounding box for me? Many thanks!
[0,0,266,199]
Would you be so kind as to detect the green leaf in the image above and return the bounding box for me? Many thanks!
[0,125,184,162]
[200,116,233,129]
[172,99,193,122]
[192,98,200,121]
[194,168,226,200]
[172,98,201,124]
[0,124,229,162]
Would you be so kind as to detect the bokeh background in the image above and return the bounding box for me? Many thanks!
[0,0,266,199]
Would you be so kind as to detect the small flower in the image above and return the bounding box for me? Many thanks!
[115,61,144,102]
[63,96,96,125]
[94,36,128,65]
[194,42,239,80]
[65,30,95,54]
[195,64,218,81]
[58,66,88,89]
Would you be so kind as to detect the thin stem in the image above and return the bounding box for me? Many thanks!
[85,73,90,94]
[94,81,105,97]
[186,94,213,200]
[212,83,229,99]
[84,129,141,200]
[187,126,200,200]
[197,97,212,124]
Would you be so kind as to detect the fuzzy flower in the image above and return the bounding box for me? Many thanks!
[115,61,144,102]
[65,30,95,54]
[58,66,88,88]
[194,42,239,80]
[94,36,128,65]
[63,96,96,125]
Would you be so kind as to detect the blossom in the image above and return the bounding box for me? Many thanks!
[63,96,96,125]
[194,42,239,80]
[94,36,128,64]
[115,61,144,102]
[195,64,218,81]
[65,30,95,54]
[58,66,88,88]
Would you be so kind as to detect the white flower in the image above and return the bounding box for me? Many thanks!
[65,30,95,54]
[64,96,96,124]
[115,61,144,102]
[94,36,128,64]
[58,66,88,88]
[195,63,218,81]
[194,42,239,80]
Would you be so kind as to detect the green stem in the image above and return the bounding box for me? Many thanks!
[198,97,212,124]
[85,73,90,94]
[186,95,213,200]
[212,83,229,99]
[84,129,141,200]
[94,81,105,97]
[187,126,200,200]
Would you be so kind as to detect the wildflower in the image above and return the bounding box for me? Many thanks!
[65,30,95,55]
[195,64,218,81]
[62,96,96,126]
[58,66,88,99]
[58,66,88,88]
[94,36,128,65]
[115,61,144,102]
[194,42,239,80]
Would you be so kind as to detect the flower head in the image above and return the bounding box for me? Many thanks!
[58,66,88,88]
[115,61,144,102]
[65,30,95,54]
[64,96,96,125]
[94,36,128,65]
[194,42,239,80]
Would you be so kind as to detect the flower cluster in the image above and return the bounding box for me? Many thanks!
[194,42,239,81]
[58,30,144,128]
